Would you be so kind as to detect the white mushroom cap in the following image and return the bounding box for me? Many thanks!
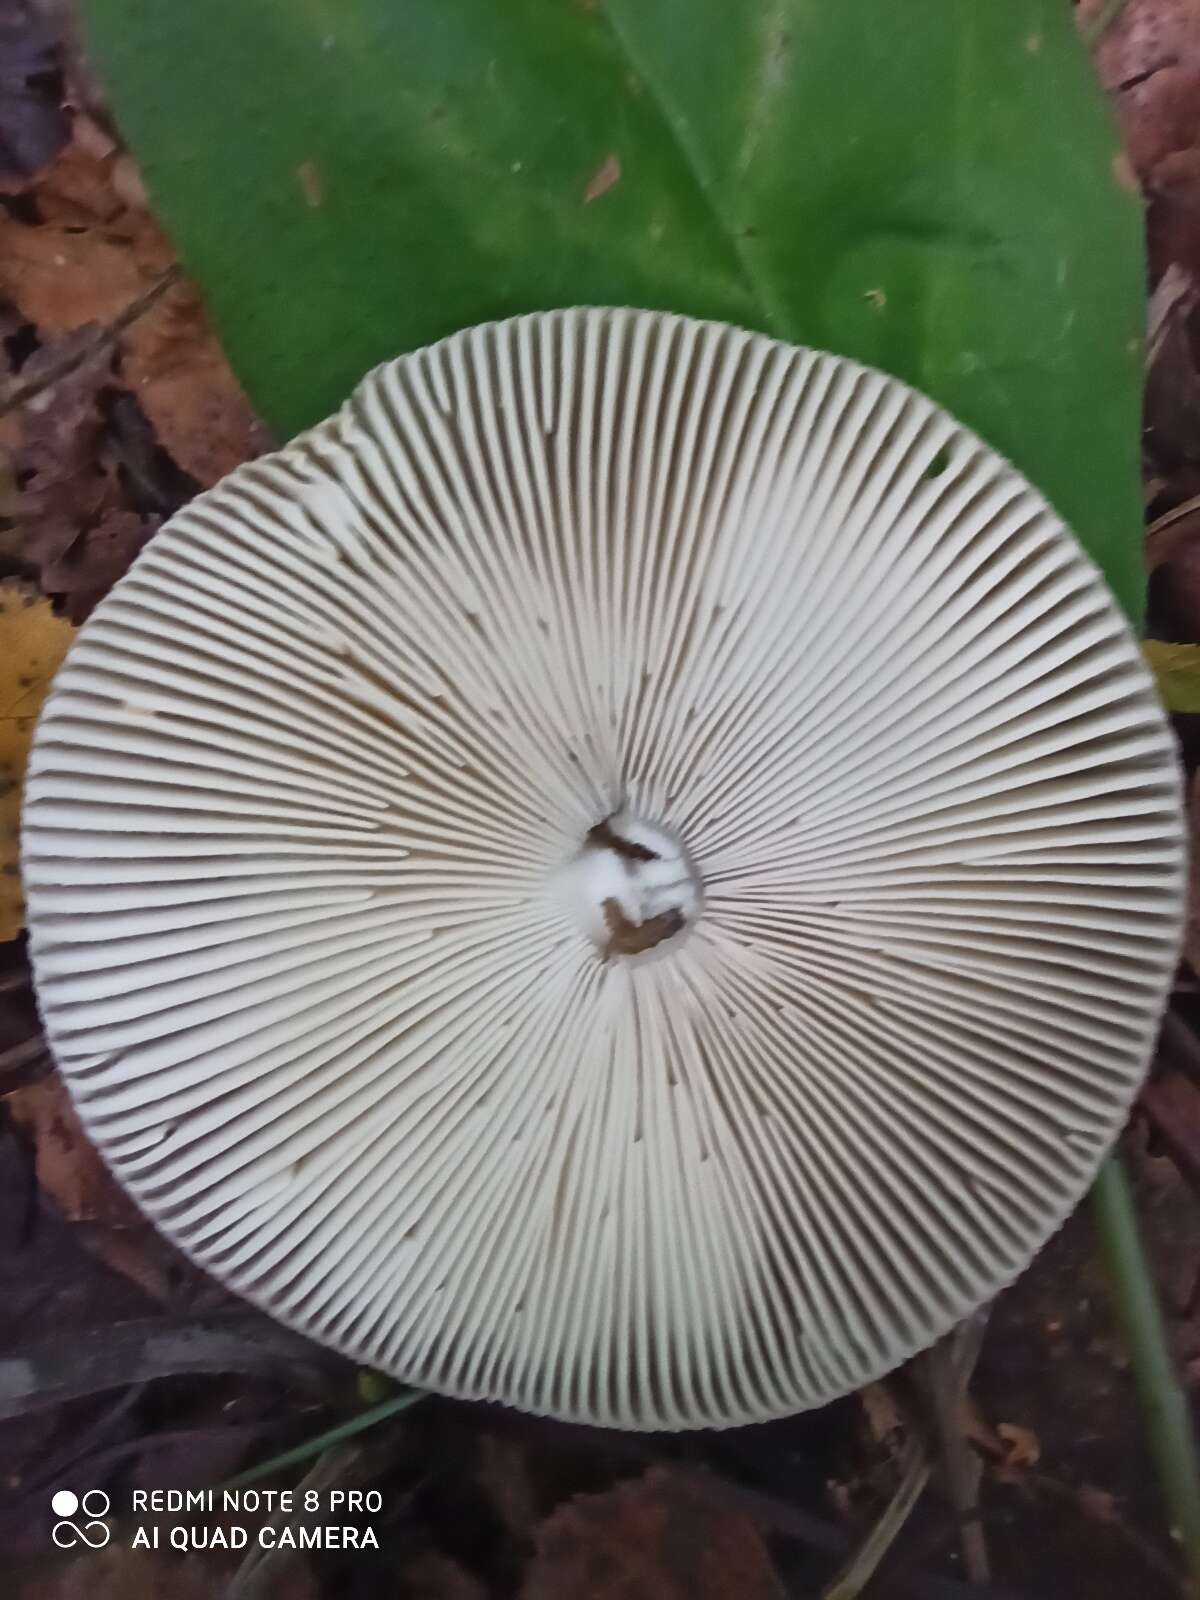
[22,308,1184,1429]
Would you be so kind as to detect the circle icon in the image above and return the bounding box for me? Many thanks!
[50,1490,78,1518]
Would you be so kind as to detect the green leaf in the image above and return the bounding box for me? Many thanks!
[1143,640,1200,714]
[83,0,1144,616]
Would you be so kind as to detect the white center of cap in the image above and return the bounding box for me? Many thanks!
[558,808,702,958]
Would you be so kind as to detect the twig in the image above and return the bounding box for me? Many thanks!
[227,1443,360,1600]
[219,1387,424,1490]
[822,1316,989,1598]
[824,1438,931,1600]
[1146,495,1200,575]
[12,1422,260,1503]
[923,1321,991,1583]
[1023,1471,1186,1592]
[1091,1156,1200,1596]
[0,265,182,417]
[463,1403,1035,1600]
[674,1466,1032,1600]
[0,1034,52,1096]
[0,1311,345,1418]
[22,1382,147,1494]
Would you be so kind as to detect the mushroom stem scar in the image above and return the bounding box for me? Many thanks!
[558,808,702,958]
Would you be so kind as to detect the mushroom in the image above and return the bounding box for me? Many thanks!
[22,307,1184,1429]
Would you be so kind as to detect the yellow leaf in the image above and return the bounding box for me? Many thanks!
[0,584,75,941]
[1143,639,1200,715]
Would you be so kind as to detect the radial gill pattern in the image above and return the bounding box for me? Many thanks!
[23,308,1184,1428]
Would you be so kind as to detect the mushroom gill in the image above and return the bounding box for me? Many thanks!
[22,307,1184,1428]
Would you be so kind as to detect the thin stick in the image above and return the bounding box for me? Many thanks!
[1092,1156,1200,1594]
[824,1439,931,1600]
[823,1318,988,1598]
[228,1443,360,1599]
[922,1325,990,1584]
[0,1312,342,1418]
[218,1388,425,1490]
[0,265,182,417]
[0,1034,49,1075]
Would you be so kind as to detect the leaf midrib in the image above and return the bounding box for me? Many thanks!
[600,3,794,342]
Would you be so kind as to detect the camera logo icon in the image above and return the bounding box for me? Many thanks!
[51,1489,111,1549]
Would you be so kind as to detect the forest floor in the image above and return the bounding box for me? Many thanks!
[3,2,1200,1596]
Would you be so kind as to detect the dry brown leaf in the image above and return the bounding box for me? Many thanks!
[41,509,155,625]
[0,104,263,651]
[7,1076,139,1227]
[1144,264,1200,494]
[6,1073,188,1302]
[7,335,178,620]
[8,331,123,564]
[859,1381,905,1452]
[476,1432,540,1541]
[1147,490,1200,572]
[14,1542,315,1600]
[1083,0,1200,277]
[16,1547,240,1600]
[1088,0,1200,194]
[996,1423,1042,1472]
[0,1,70,182]
[400,1552,488,1600]
[122,277,269,485]
[1078,1485,1122,1524]
[1139,1062,1200,1200]
[520,1468,786,1600]
[0,939,44,1096]
[0,111,265,489]
[0,583,74,939]
[0,193,169,335]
